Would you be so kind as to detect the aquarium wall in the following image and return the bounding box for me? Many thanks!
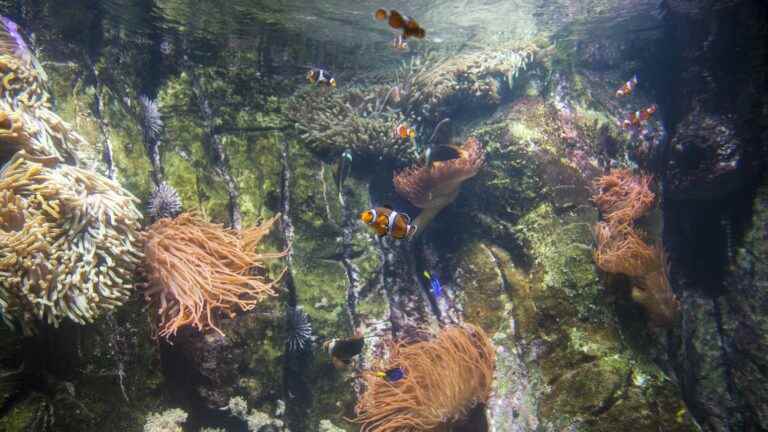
[0,0,766,431]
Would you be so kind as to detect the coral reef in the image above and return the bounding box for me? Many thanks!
[286,85,413,162]
[394,137,485,233]
[143,408,187,432]
[0,153,143,329]
[399,46,536,123]
[227,396,286,431]
[351,323,495,432]
[143,212,286,338]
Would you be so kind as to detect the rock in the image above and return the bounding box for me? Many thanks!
[666,111,743,200]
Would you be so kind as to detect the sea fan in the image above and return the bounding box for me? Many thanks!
[148,182,182,221]
[139,95,163,145]
[285,306,312,353]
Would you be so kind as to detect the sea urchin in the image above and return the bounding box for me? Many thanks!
[148,182,182,221]
[285,306,312,353]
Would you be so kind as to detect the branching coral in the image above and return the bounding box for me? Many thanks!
[394,137,485,233]
[351,323,495,432]
[0,153,143,329]
[143,212,287,338]
[286,85,414,162]
[400,46,535,123]
[592,169,655,223]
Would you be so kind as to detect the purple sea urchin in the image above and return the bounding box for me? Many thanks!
[285,306,312,353]
[139,95,163,145]
[147,182,182,221]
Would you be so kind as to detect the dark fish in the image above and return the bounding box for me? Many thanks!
[324,333,365,368]
[425,144,463,167]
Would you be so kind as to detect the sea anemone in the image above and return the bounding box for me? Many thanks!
[631,246,679,326]
[393,137,485,234]
[593,221,656,277]
[143,212,287,338]
[351,323,495,432]
[0,153,143,330]
[285,306,312,353]
[147,182,182,221]
[592,169,655,224]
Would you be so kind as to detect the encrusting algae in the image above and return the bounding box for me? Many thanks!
[143,212,287,339]
[0,152,143,329]
[351,323,495,432]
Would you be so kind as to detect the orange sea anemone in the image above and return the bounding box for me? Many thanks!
[143,212,287,339]
[592,169,655,223]
[351,323,495,432]
[593,221,656,277]
[631,246,680,327]
[393,137,484,234]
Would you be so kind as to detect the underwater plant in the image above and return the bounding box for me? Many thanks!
[147,182,182,221]
[394,137,485,233]
[351,323,495,432]
[143,212,287,338]
[285,306,313,353]
[0,153,143,330]
[592,169,655,223]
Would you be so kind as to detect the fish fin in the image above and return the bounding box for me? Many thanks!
[406,224,418,239]
[382,204,393,210]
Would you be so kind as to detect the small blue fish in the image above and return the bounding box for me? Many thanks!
[423,271,442,297]
[373,367,405,382]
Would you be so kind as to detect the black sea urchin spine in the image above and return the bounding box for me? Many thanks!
[286,306,312,353]
[147,182,182,221]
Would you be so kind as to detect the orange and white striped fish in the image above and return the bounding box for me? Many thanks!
[394,123,416,140]
[359,206,417,240]
[615,75,638,97]
[623,104,657,129]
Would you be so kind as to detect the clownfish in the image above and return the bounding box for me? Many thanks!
[359,206,418,240]
[372,367,405,382]
[622,105,657,129]
[391,35,408,51]
[615,75,638,97]
[374,9,426,39]
[394,123,416,140]
[306,68,336,88]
